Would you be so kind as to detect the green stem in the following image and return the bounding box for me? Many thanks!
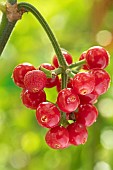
[69,59,86,69]
[60,112,69,127]
[39,66,52,78]
[39,66,63,78]
[0,13,17,55]
[7,0,17,5]
[0,1,18,55]
[61,72,67,89]
[53,67,62,75]
[18,2,67,69]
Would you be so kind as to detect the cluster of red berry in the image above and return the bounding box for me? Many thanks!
[12,46,110,149]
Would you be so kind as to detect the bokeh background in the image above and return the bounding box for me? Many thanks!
[0,0,113,170]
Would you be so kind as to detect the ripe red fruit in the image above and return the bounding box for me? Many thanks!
[45,126,69,149]
[67,122,88,146]
[79,90,98,104]
[79,51,89,70]
[57,88,80,113]
[76,104,98,127]
[53,50,73,68]
[86,46,110,69]
[12,63,36,88]
[21,89,46,109]
[73,72,95,95]
[56,78,73,92]
[36,102,61,128]
[24,70,47,93]
[40,63,59,88]
[90,68,110,95]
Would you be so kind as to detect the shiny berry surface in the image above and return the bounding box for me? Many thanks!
[53,50,73,68]
[57,88,80,113]
[86,46,110,69]
[79,91,98,104]
[12,63,36,88]
[41,63,59,88]
[76,104,98,127]
[91,68,110,95]
[21,89,46,109]
[73,72,95,95]
[45,126,69,149]
[79,51,89,70]
[36,102,60,128]
[67,122,88,146]
[24,70,47,93]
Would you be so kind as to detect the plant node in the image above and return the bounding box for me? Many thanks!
[6,2,25,22]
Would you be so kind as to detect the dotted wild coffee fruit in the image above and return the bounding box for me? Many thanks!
[12,63,36,88]
[24,70,47,93]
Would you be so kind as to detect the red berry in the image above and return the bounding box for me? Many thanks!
[67,122,88,146]
[73,72,95,95]
[45,126,69,149]
[67,78,73,89]
[57,88,80,113]
[12,63,36,88]
[79,51,89,70]
[76,104,98,127]
[24,70,47,93]
[21,89,46,109]
[79,90,98,104]
[56,78,61,92]
[53,50,73,68]
[90,68,110,95]
[36,102,61,128]
[56,78,73,92]
[40,63,59,88]
[86,46,110,69]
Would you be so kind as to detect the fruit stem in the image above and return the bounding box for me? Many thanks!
[54,67,63,75]
[39,66,52,78]
[69,59,86,69]
[18,2,67,70]
[0,0,18,55]
[0,13,17,56]
[61,72,67,89]
[7,0,17,5]
[60,112,69,127]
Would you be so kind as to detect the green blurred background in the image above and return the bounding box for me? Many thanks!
[0,0,113,170]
